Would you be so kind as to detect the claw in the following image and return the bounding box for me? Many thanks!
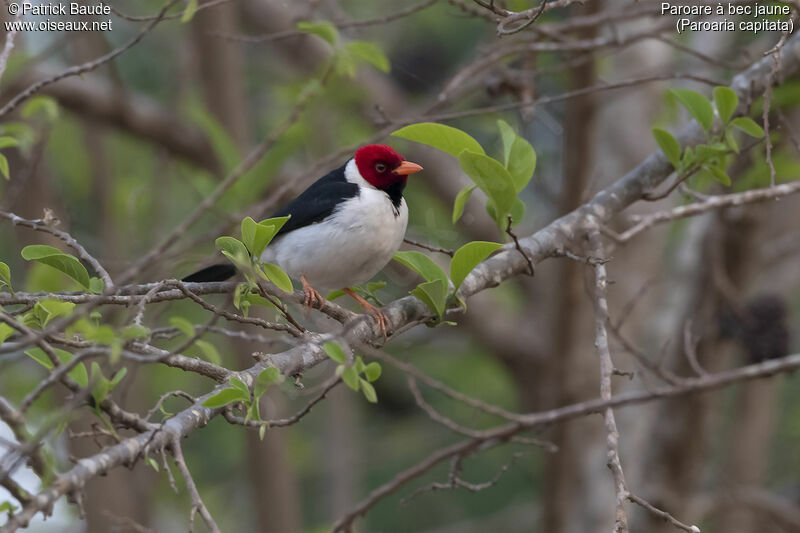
[301,275,324,311]
[343,288,390,342]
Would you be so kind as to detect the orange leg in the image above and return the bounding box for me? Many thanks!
[301,275,324,310]
[343,288,389,341]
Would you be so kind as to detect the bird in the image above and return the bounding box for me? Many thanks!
[183,144,423,337]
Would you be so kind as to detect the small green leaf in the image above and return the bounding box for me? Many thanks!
[35,299,75,327]
[169,316,195,338]
[452,184,477,224]
[497,121,536,192]
[202,387,249,408]
[731,117,764,138]
[0,137,19,150]
[411,278,448,318]
[216,236,249,265]
[347,41,390,72]
[360,379,377,403]
[0,501,19,513]
[195,340,222,365]
[254,366,283,399]
[21,245,90,289]
[88,277,104,294]
[326,289,346,300]
[365,281,387,294]
[259,424,267,440]
[392,123,485,157]
[146,457,160,472]
[120,325,150,340]
[109,367,127,387]
[257,216,291,249]
[457,151,516,225]
[713,86,738,124]
[90,362,111,405]
[707,165,732,186]
[0,261,11,291]
[450,241,502,291]
[181,0,198,22]
[230,377,250,396]
[670,89,714,132]
[324,341,347,364]
[724,127,739,153]
[509,198,525,227]
[21,96,59,121]
[652,128,682,169]
[56,349,88,388]
[0,153,8,180]
[364,362,382,382]
[297,21,338,45]
[0,323,13,345]
[260,263,294,293]
[341,366,360,391]
[25,348,54,370]
[393,250,448,286]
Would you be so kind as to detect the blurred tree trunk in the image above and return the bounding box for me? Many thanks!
[189,4,302,531]
[540,2,605,532]
[635,207,766,532]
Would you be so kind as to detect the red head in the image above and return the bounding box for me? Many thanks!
[354,144,423,190]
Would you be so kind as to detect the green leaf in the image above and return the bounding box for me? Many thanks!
[365,281,387,294]
[21,96,59,121]
[181,0,198,22]
[457,151,516,224]
[670,89,714,132]
[255,367,283,398]
[195,340,221,365]
[35,299,75,327]
[21,245,90,289]
[497,119,516,166]
[450,241,502,291]
[88,277,104,294]
[324,341,347,364]
[202,387,249,408]
[25,347,54,370]
[724,127,739,153]
[452,184,477,224]
[326,289,346,300]
[169,316,195,338]
[360,379,377,403]
[707,165,732,186]
[230,377,250,397]
[242,216,289,258]
[260,263,294,293]
[0,153,8,180]
[120,325,150,340]
[0,261,11,291]
[0,323,13,345]
[713,86,738,124]
[364,361,382,382]
[393,250,448,286]
[0,501,18,513]
[341,365,360,391]
[411,278,448,318]
[53,348,88,387]
[509,198,525,227]
[90,362,111,405]
[497,121,536,192]
[392,123,485,157]
[146,457,160,472]
[297,21,338,45]
[109,367,127,388]
[731,117,765,138]
[215,236,249,265]
[652,128,682,169]
[347,41,390,72]
[0,136,19,150]
[259,424,267,440]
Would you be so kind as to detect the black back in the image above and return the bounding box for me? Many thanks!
[273,162,359,237]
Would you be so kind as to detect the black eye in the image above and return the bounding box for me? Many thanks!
[375,162,386,172]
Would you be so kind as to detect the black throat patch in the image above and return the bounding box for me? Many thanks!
[381,181,406,216]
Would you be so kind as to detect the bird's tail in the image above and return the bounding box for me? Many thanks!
[182,263,237,283]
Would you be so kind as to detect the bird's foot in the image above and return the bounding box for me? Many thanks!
[343,288,390,342]
[301,275,324,311]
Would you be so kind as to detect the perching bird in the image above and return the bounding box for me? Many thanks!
[184,144,423,336]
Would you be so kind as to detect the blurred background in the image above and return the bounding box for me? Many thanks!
[0,0,799,531]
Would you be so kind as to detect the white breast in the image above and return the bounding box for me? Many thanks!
[261,160,408,291]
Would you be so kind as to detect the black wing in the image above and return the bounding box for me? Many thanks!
[273,162,359,237]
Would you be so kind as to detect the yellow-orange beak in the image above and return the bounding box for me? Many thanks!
[393,160,423,176]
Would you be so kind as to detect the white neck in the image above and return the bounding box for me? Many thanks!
[344,158,376,190]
